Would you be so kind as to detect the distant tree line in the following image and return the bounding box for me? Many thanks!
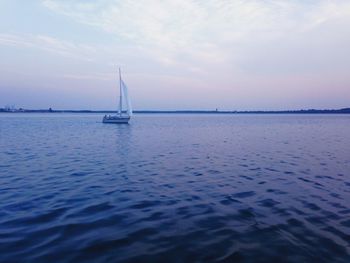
[1,107,350,114]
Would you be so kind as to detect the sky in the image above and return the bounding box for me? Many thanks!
[0,0,349,110]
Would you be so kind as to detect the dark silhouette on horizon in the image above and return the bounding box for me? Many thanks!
[1,107,350,114]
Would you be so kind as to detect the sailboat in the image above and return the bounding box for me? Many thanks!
[103,68,132,124]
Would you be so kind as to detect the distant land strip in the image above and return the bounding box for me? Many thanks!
[1,108,350,114]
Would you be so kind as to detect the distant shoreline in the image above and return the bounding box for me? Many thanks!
[1,108,350,114]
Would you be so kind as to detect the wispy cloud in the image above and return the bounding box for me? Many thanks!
[63,73,114,81]
[0,33,96,60]
[41,0,350,70]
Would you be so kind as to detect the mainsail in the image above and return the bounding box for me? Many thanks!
[121,79,132,116]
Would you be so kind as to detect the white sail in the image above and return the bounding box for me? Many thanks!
[121,79,132,116]
[118,68,122,115]
[102,68,132,124]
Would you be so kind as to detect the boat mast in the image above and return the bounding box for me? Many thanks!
[118,67,122,116]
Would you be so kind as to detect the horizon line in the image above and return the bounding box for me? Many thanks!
[1,107,350,114]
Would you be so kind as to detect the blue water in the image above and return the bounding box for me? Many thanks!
[0,113,350,262]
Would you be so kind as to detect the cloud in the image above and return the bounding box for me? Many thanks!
[0,33,96,60]
[63,73,114,81]
[40,0,350,74]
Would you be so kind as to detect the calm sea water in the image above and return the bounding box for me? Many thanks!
[0,113,349,262]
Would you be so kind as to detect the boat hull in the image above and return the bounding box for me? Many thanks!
[103,115,130,124]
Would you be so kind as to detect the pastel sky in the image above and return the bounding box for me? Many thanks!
[0,0,349,110]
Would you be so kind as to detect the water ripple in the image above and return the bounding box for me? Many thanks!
[1,113,350,262]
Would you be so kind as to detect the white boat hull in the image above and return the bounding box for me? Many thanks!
[103,115,130,124]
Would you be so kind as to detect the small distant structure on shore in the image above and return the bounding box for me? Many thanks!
[0,106,49,113]
[1,105,25,112]
[3,105,17,112]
